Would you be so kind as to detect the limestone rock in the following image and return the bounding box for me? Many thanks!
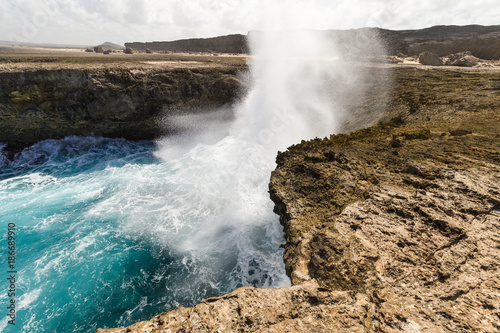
[445,51,479,67]
[418,51,443,66]
[97,282,371,333]
[0,68,242,149]
[268,104,500,332]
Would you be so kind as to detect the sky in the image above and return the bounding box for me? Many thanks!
[0,0,499,46]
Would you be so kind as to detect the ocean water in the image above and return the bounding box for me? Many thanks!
[0,135,289,333]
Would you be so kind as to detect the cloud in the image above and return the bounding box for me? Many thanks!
[0,0,499,45]
[123,0,148,25]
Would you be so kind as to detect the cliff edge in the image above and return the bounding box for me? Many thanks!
[0,51,245,151]
[97,66,500,331]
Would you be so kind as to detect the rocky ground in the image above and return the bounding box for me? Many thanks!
[269,67,500,331]
[96,63,499,331]
[0,46,247,70]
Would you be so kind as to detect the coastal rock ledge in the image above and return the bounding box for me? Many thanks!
[0,66,241,150]
[98,66,500,332]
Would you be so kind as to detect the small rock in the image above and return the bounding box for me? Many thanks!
[124,47,134,54]
[449,129,471,136]
[390,135,402,148]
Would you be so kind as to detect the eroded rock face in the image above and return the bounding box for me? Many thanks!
[97,66,500,333]
[0,67,241,150]
[96,282,374,333]
[267,67,500,331]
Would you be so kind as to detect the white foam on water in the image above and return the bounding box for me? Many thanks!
[18,288,43,311]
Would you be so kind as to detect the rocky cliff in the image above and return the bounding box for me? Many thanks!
[0,58,243,151]
[97,66,500,332]
[327,24,500,59]
[125,34,248,54]
[378,25,500,59]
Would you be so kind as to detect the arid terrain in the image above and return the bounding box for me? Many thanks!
[0,46,247,71]
[1,46,499,332]
[0,47,246,152]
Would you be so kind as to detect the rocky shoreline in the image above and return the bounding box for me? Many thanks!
[1,47,498,332]
[96,65,500,332]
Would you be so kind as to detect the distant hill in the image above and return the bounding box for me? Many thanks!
[0,40,125,50]
[125,34,247,54]
[125,25,500,59]
[376,24,500,59]
[98,41,124,50]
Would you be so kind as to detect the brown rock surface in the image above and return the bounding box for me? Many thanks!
[269,66,500,332]
[445,51,480,67]
[96,282,372,333]
[271,124,500,332]
[97,66,500,332]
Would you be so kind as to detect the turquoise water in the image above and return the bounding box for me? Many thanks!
[0,136,288,332]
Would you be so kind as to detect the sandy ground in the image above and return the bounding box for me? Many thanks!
[0,46,248,71]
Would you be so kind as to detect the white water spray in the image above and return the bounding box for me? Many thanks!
[143,26,386,293]
[235,29,348,151]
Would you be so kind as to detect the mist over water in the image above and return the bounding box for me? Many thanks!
[0,16,387,333]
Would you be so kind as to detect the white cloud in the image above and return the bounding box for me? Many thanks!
[123,0,148,25]
[0,0,498,45]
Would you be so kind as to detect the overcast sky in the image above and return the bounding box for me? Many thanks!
[1,0,499,46]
